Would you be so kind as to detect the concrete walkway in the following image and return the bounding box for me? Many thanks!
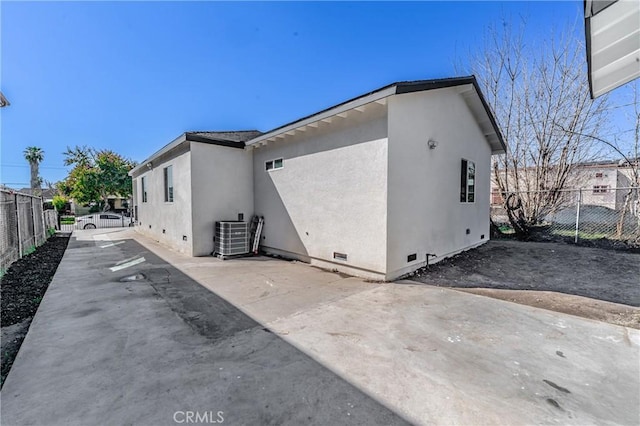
[2,228,639,425]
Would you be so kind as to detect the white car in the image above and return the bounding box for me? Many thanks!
[75,213,133,229]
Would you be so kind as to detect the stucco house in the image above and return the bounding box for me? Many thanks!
[130,76,505,280]
[490,159,638,210]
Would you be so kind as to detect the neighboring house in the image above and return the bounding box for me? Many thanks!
[572,159,637,210]
[18,188,57,203]
[19,188,72,213]
[130,76,505,280]
[490,159,638,210]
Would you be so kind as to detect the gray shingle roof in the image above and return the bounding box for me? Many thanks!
[18,188,57,199]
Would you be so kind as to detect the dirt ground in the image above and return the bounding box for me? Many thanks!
[1,234,70,387]
[412,240,640,329]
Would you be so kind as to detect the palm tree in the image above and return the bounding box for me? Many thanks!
[24,146,44,192]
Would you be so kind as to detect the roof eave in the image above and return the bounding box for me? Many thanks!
[469,79,507,155]
[395,76,506,154]
[246,85,396,145]
[185,133,246,149]
[248,76,506,154]
[129,133,187,176]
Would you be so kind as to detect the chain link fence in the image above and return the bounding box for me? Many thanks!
[1,189,58,273]
[491,187,640,245]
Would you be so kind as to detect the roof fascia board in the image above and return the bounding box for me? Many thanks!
[394,76,475,94]
[247,86,395,145]
[469,79,507,154]
[585,0,617,18]
[585,11,597,98]
[185,133,245,149]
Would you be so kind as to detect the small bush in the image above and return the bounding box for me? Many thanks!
[52,195,67,213]
[22,246,36,256]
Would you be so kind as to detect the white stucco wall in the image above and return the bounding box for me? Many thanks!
[134,150,194,255]
[386,88,492,279]
[253,106,389,278]
[190,142,254,256]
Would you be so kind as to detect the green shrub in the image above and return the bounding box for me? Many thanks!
[52,195,67,213]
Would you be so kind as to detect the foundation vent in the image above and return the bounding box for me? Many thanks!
[333,252,348,261]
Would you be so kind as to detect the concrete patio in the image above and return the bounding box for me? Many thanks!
[1,228,638,425]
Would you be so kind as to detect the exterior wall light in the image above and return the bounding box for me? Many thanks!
[146,162,153,170]
[428,139,438,149]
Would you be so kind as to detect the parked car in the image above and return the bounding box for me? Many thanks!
[75,213,133,229]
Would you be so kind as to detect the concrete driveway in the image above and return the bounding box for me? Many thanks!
[2,229,639,425]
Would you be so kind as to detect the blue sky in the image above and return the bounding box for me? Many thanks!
[0,1,634,187]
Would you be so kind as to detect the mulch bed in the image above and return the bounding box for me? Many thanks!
[1,234,70,387]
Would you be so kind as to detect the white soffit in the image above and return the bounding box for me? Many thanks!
[586,0,640,98]
[246,87,394,146]
[457,85,505,154]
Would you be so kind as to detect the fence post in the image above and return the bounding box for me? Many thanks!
[574,189,582,244]
[14,194,22,257]
[31,196,37,247]
[40,197,46,240]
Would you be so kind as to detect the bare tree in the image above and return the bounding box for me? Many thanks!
[467,20,609,239]
[557,81,639,240]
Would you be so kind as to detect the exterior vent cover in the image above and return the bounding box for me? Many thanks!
[214,221,250,257]
[333,252,347,261]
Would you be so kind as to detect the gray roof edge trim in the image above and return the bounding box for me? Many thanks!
[129,133,187,176]
[393,76,476,94]
[469,78,507,154]
[584,7,597,98]
[185,133,246,149]
[585,0,618,18]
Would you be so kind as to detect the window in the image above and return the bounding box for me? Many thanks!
[491,189,503,206]
[595,172,603,178]
[141,176,148,203]
[460,159,475,203]
[164,166,174,202]
[265,158,284,171]
[593,185,609,194]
